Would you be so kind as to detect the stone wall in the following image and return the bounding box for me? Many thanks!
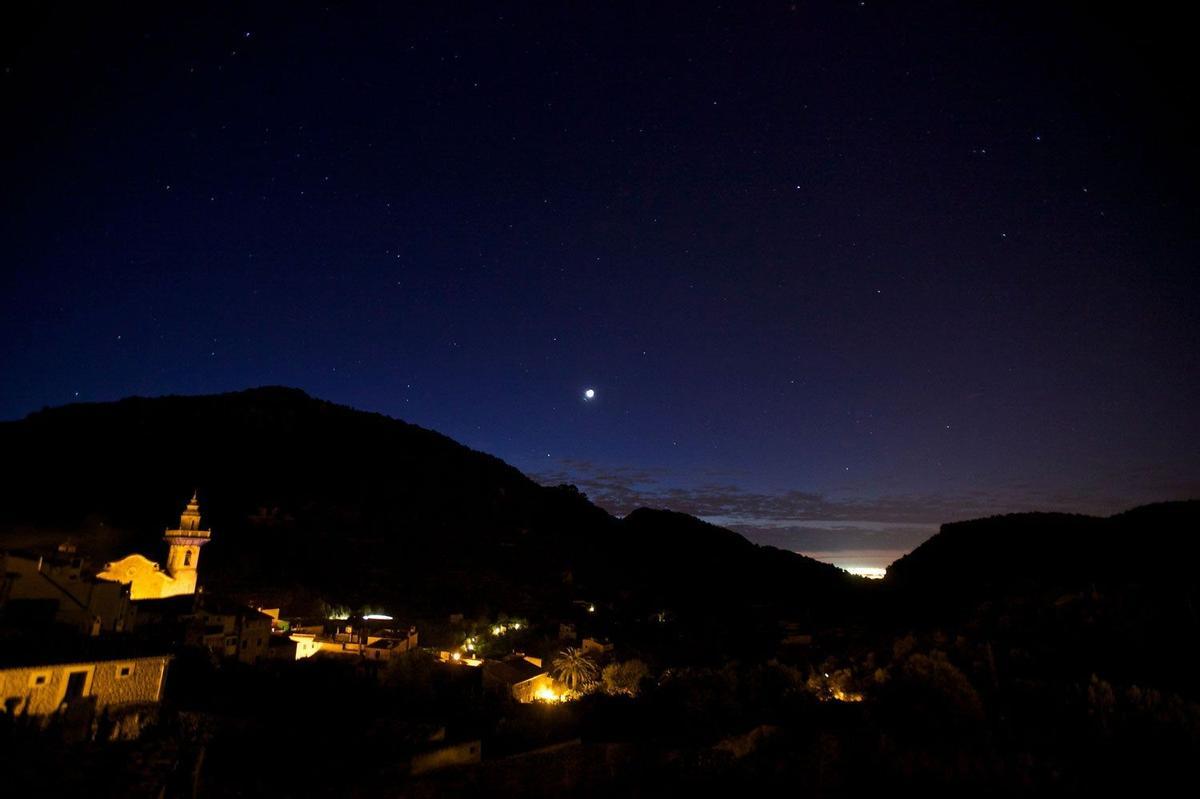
[0,655,170,718]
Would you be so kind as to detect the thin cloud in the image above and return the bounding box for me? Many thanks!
[531,457,1200,561]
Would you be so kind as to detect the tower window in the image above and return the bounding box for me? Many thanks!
[184,550,192,566]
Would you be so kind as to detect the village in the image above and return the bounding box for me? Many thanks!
[9,490,1170,797]
[5,493,1198,799]
[1,494,811,786]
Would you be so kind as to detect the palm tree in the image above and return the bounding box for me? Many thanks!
[551,647,598,692]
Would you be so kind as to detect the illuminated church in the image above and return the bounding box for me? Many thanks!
[97,492,211,600]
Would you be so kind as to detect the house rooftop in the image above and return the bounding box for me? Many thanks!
[0,632,172,669]
[130,594,197,614]
[483,657,546,685]
[366,638,400,649]
[195,596,273,620]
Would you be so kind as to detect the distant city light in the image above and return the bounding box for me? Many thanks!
[362,613,393,620]
[844,566,886,580]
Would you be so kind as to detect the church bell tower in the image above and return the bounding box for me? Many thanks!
[163,491,211,594]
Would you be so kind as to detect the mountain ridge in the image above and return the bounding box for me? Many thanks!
[885,499,1200,598]
[0,386,854,615]
[6,387,1192,620]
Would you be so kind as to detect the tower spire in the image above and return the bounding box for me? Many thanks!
[163,492,211,593]
[178,491,202,531]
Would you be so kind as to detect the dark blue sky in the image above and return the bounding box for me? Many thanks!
[3,2,1197,568]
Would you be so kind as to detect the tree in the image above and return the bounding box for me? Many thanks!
[602,659,649,697]
[884,651,984,732]
[551,647,598,692]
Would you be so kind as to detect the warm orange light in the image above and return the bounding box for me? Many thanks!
[533,685,563,703]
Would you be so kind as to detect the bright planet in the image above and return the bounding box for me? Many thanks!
[584,388,596,400]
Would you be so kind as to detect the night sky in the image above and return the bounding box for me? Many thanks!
[3,2,1197,570]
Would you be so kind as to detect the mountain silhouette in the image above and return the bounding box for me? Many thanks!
[0,387,853,616]
[886,500,1200,596]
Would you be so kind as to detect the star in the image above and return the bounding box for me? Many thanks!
[583,388,595,401]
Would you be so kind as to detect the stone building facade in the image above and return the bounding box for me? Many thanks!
[0,652,171,721]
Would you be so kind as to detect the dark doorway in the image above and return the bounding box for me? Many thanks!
[64,671,87,701]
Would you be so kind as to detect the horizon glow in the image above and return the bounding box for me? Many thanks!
[842,566,887,580]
